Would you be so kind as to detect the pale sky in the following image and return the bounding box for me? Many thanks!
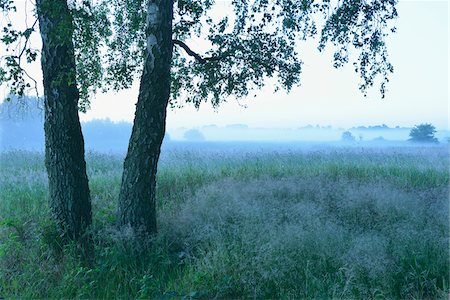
[2,1,449,130]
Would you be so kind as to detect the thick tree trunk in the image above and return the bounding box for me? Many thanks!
[117,0,173,235]
[37,0,92,241]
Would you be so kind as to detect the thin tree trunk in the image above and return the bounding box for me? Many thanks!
[37,0,92,241]
[117,0,173,235]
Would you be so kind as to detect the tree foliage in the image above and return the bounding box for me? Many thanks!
[0,0,110,111]
[103,0,398,109]
[409,123,439,144]
[2,0,398,109]
[0,1,39,97]
[71,1,111,111]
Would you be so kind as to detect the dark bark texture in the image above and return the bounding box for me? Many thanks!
[117,0,173,235]
[37,0,92,240]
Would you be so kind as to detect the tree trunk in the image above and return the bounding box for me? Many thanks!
[117,0,173,235]
[37,0,92,241]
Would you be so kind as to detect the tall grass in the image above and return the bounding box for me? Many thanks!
[0,145,448,298]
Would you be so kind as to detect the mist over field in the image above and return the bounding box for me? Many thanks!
[1,97,449,153]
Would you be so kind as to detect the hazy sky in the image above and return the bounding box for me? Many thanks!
[2,1,449,130]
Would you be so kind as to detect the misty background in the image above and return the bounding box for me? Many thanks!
[1,96,448,153]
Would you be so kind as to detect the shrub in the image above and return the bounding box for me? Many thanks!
[408,123,438,143]
[341,131,355,142]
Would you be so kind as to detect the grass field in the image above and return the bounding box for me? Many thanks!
[0,144,449,298]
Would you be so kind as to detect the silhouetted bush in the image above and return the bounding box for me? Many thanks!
[408,123,438,144]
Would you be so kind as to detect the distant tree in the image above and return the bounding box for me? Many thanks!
[373,136,386,142]
[408,123,439,143]
[184,129,205,141]
[341,131,356,142]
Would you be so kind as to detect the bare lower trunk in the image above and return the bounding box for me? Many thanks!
[117,0,173,235]
[37,0,92,241]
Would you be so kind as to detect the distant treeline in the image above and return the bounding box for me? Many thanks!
[82,120,133,152]
[0,96,45,150]
[1,96,448,150]
[0,96,138,152]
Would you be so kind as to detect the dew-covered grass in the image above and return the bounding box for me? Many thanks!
[0,145,448,298]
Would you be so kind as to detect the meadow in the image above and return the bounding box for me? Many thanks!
[0,143,448,299]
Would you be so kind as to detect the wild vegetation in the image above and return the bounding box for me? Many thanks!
[1,145,448,298]
[1,0,399,239]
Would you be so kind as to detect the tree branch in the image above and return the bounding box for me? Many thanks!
[18,18,38,62]
[17,18,40,97]
[172,39,206,63]
[172,39,226,64]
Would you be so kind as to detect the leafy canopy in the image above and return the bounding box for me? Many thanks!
[0,0,109,111]
[106,0,398,109]
[1,0,398,110]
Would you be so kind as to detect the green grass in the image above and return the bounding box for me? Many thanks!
[0,146,448,298]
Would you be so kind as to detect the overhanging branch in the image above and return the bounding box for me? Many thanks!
[172,39,226,64]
